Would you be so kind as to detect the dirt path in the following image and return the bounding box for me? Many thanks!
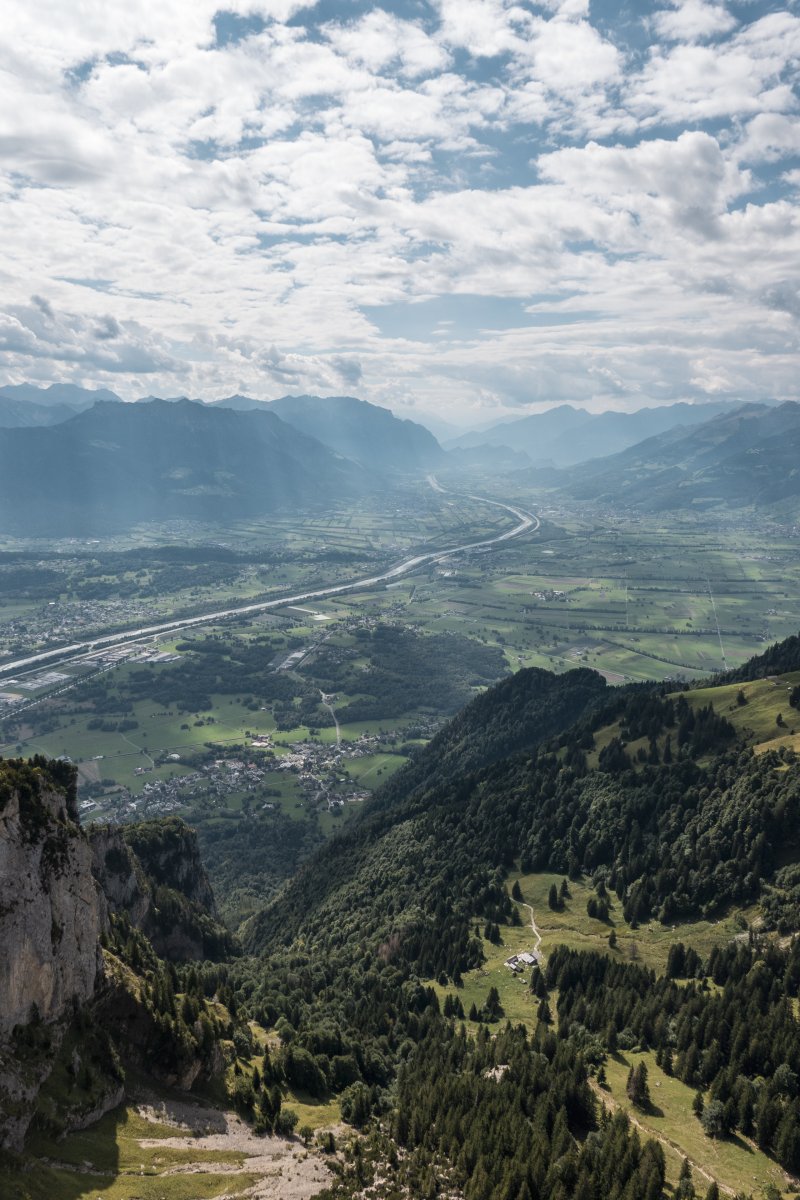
[319,690,341,746]
[520,901,543,959]
[590,1080,734,1196]
[120,730,155,769]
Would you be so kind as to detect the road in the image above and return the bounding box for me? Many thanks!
[319,691,341,747]
[119,731,155,770]
[0,480,539,684]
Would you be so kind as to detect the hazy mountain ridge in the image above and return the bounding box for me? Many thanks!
[0,383,121,409]
[557,400,800,511]
[449,399,764,466]
[0,398,370,535]
[220,392,444,473]
[0,395,85,429]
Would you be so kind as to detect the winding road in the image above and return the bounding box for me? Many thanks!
[0,479,539,685]
[319,691,342,746]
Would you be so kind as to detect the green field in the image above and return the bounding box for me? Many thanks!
[603,1051,790,1198]
[431,871,747,1032]
[341,752,409,787]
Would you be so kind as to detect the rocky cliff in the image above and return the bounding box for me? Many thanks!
[0,759,232,1151]
[0,758,103,1041]
[0,758,105,1148]
[91,818,235,961]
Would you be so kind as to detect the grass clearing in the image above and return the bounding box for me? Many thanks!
[341,752,408,787]
[603,1051,792,1198]
[15,1165,260,1200]
[430,869,763,1193]
[681,671,800,753]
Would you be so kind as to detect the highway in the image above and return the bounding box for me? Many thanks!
[0,481,539,685]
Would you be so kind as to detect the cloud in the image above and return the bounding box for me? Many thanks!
[629,12,800,126]
[0,0,798,417]
[537,131,750,240]
[435,0,524,58]
[324,10,450,78]
[0,299,180,375]
[653,1,737,43]
[94,315,122,340]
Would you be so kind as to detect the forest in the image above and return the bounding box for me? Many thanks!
[6,636,800,1199]
[219,641,800,1197]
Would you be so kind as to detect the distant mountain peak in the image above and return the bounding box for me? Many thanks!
[215,391,443,473]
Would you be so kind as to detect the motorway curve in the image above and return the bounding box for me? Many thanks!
[0,480,539,683]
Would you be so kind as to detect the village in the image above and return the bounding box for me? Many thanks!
[76,726,393,826]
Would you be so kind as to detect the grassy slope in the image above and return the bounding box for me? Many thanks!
[431,870,790,1198]
[602,1051,790,1198]
[684,670,800,754]
[586,669,800,770]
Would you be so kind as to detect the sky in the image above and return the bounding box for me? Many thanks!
[0,0,799,426]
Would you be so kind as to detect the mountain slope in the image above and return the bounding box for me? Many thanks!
[559,400,800,511]
[244,666,607,956]
[265,394,443,472]
[0,383,121,408]
[449,400,753,466]
[231,638,800,1196]
[0,395,82,428]
[447,403,590,459]
[0,399,369,534]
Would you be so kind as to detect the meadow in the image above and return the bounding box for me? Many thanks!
[431,870,788,1198]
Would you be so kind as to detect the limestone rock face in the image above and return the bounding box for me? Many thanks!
[123,817,218,916]
[89,826,151,929]
[0,766,103,1042]
[0,763,229,1150]
[91,818,232,961]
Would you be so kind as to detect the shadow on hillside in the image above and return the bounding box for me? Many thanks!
[23,1103,125,1199]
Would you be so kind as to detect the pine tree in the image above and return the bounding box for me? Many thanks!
[626,1061,650,1109]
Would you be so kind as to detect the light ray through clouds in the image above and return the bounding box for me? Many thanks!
[0,0,798,422]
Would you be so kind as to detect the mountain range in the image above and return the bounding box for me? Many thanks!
[448,399,760,466]
[0,383,122,432]
[4,386,800,532]
[213,392,443,473]
[0,399,370,535]
[553,400,800,513]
